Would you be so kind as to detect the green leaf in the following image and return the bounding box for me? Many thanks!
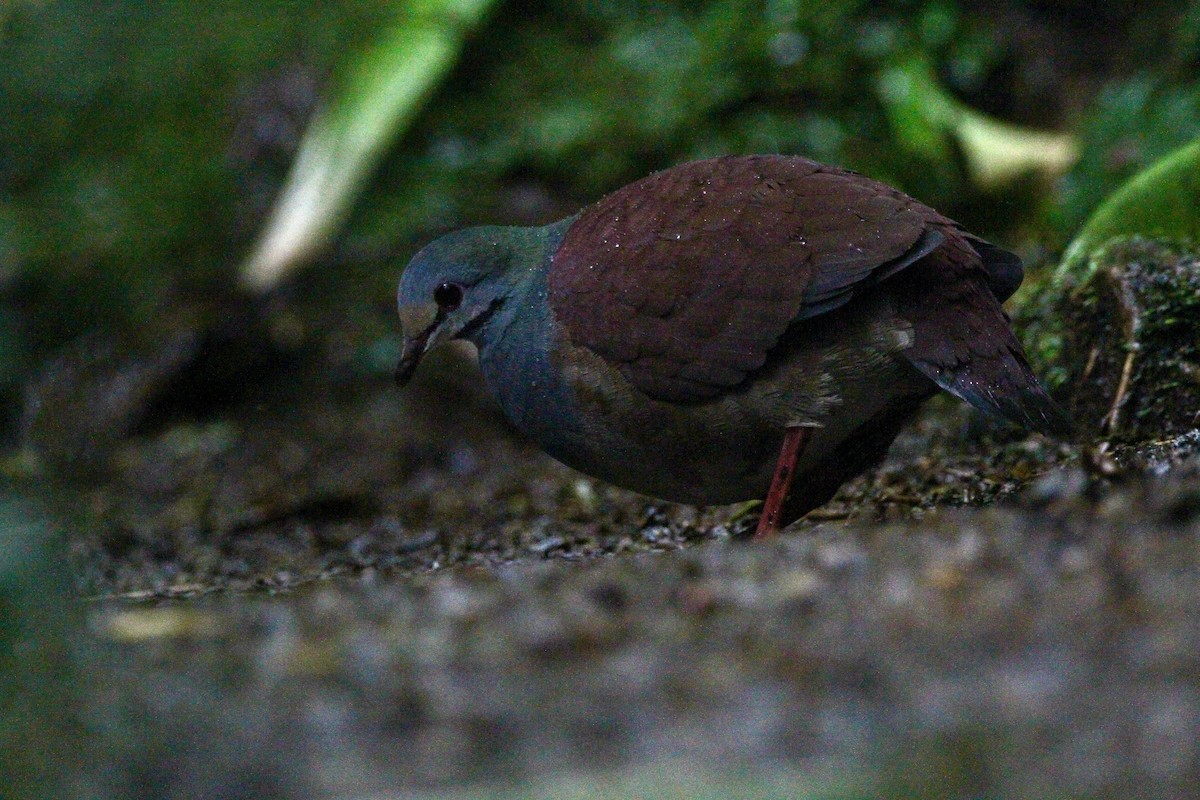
[877,55,1077,189]
[241,0,497,290]
[1062,136,1200,271]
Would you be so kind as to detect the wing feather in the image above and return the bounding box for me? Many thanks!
[549,155,948,402]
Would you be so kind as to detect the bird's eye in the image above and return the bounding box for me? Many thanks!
[434,282,463,312]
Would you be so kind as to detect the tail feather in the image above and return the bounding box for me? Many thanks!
[899,248,1073,439]
[968,237,1024,303]
[911,344,1073,438]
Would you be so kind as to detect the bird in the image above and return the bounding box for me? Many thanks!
[395,155,1071,537]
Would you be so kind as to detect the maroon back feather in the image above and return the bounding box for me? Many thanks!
[549,155,959,402]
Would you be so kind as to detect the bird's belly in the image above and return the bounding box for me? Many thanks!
[540,309,933,506]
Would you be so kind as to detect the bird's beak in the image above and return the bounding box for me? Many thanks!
[395,327,433,386]
[396,302,440,387]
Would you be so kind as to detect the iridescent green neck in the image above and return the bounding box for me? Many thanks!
[463,217,576,353]
[472,216,583,445]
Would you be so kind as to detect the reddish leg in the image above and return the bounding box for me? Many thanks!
[754,425,814,539]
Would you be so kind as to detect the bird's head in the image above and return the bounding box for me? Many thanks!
[395,225,547,386]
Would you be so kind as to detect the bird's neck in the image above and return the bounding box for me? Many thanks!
[473,217,584,444]
[471,218,573,348]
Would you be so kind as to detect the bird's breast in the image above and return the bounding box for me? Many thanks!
[480,281,933,507]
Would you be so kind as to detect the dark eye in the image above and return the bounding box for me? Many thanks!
[434,282,463,311]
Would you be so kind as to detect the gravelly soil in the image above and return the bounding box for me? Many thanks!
[80,454,1200,800]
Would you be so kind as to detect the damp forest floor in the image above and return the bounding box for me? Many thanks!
[39,314,1200,799]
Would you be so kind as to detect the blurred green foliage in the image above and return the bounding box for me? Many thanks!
[242,0,499,290]
[1058,79,1200,235]
[1,1,397,340]
[357,0,1008,238]
[1063,136,1200,269]
[357,0,1199,244]
[1,0,1199,429]
[0,495,79,797]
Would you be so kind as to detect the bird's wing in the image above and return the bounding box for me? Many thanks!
[548,154,952,403]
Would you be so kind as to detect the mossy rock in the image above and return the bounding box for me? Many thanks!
[1053,237,1200,441]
